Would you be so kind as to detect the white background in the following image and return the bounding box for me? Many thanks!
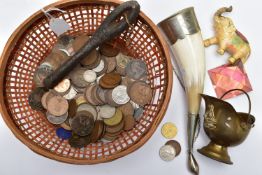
[1,0,262,175]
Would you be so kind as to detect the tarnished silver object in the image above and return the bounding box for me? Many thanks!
[158,7,200,45]
[158,7,205,175]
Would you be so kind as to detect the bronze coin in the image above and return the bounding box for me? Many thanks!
[47,95,69,116]
[70,111,95,136]
[106,118,124,133]
[128,81,153,106]
[103,55,117,73]
[90,120,104,143]
[165,140,181,157]
[123,115,135,131]
[99,72,121,89]
[99,43,120,57]
[69,133,91,148]
[105,130,122,137]
[28,87,46,111]
[69,67,90,88]
[118,102,134,116]
[84,52,101,69]
[41,91,51,109]
[103,133,119,141]
[68,99,78,118]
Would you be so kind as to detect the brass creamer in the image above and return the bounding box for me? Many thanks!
[198,89,255,164]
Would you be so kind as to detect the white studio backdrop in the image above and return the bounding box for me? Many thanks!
[0,0,262,175]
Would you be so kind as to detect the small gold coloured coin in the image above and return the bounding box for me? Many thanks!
[161,122,178,139]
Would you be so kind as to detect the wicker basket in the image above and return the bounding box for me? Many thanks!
[0,0,172,164]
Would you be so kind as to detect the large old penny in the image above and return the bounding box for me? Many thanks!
[69,133,91,148]
[97,105,116,119]
[118,102,134,116]
[99,43,120,57]
[161,122,178,139]
[103,55,117,73]
[70,67,90,88]
[47,95,69,116]
[70,111,95,136]
[83,70,97,83]
[90,120,105,143]
[112,85,130,105]
[41,91,51,109]
[123,115,135,131]
[99,72,121,89]
[128,81,153,106]
[68,99,78,118]
[46,111,68,125]
[84,84,99,106]
[104,109,123,127]
[165,140,181,157]
[54,78,71,95]
[77,103,97,120]
[126,59,147,80]
[159,144,176,162]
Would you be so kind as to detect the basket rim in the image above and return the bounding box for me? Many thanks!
[0,0,173,164]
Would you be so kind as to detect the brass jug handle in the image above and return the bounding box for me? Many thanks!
[220,89,251,116]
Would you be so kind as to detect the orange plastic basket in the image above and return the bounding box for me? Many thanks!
[0,0,172,164]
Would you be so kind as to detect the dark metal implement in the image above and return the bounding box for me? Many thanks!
[43,1,140,89]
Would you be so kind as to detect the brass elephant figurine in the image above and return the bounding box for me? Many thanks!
[204,6,251,64]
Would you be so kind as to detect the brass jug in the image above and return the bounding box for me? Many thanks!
[198,89,255,164]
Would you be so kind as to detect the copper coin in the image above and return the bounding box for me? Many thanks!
[123,115,135,131]
[118,102,134,116]
[165,140,181,157]
[84,52,101,69]
[106,118,124,133]
[103,134,118,142]
[99,43,120,57]
[103,55,117,73]
[99,72,121,89]
[90,120,105,143]
[68,99,78,118]
[54,78,71,95]
[28,87,46,111]
[41,91,50,109]
[128,81,153,106]
[105,90,120,107]
[70,111,95,136]
[81,49,99,67]
[104,129,122,137]
[47,95,69,116]
[69,133,91,148]
[70,67,90,88]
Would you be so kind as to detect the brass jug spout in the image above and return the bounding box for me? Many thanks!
[198,89,255,164]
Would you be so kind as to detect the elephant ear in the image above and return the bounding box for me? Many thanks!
[236,30,249,44]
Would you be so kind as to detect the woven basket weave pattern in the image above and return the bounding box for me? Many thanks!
[0,0,172,164]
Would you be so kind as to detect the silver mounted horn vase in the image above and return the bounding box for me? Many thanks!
[158,7,206,175]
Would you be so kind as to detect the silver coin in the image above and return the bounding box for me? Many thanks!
[159,145,176,161]
[92,59,105,73]
[77,103,97,120]
[63,86,77,100]
[46,112,68,125]
[134,107,144,121]
[97,105,116,119]
[112,85,130,105]
[83,70,97,83]
[126,60,147,80]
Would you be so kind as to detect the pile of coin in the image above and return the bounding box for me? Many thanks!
[32,34,153,148]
